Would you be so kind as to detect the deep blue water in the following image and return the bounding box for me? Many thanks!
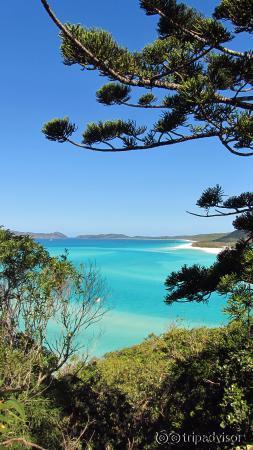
[40,239,226,356]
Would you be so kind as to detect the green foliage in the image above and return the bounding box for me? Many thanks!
[60,24,137,73]
[141,0,231,43]
[214,0,253,33]
[25,396,62,449]
[0,398,26,435]
[220,384,249,429]
[162,181,253,448]
[233,112,253,149]
[0,228,106,448]
[223,192,253,209]
[165,184,253,305]
[42,117,76,142]
[179,74,216,105]
[55,324,251,449]
[41,0,252,155]
[82,119,146,147]
[0,229,252,448]
[221,276,253,324]
[218,249,253,334]
[154,110,186,132]
[138,93,156,105]
[0,339,64,448]
[96,83,131,105]
[207,53,252,90]
[0,228,105,355]
[0,227,79,343]
[141,38,173,65]
[141,36,205,84]
[233,211,253,239]
[165,240,249,303]
[163,323,252,440]
[196,185,224,211]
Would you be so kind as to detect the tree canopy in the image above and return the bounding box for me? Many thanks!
[0,228,106,387]
[41,0,253,156]
[165,186,253,304]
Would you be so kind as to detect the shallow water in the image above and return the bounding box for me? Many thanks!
[41,239,226,357]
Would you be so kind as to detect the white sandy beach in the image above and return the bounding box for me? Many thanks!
[171,242,225,254]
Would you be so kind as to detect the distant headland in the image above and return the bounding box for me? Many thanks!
[11,230,244,248]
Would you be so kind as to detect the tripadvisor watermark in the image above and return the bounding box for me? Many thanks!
[155,430,245,446]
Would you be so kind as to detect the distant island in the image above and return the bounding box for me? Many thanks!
[13,231,67,240]
[11,230,244,248]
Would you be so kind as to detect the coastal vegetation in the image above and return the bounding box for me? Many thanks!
[0,184,252,448]
[0,0,252,448]
[0,228,252,448]
[0,228,106,449]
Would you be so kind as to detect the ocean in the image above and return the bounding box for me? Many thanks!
[41,239,226,357]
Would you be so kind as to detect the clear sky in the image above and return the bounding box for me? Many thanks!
[1,1,252,236]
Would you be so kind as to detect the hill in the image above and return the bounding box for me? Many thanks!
[12,230,245,247]
[175,232,227,242]
[13,231,67,240]
[77,233,130,239]
[192,230,246,248]
[214,230,246,243]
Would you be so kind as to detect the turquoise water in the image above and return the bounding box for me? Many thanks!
[41,239,226,357]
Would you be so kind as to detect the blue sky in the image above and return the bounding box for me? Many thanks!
[1,0,252,236]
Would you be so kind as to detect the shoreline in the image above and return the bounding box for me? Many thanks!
[171,241,225,255]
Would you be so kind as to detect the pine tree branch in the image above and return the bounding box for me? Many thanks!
[122,97,253,111]
[121,102,166,109]
[187,207,252,218]
[215,96,253,111]
[41,1,252,111]
[66,130,218,152]
[232,87,253,93]
[218,136,253,156]
[150,46,213,82]
[154,7,245,58]
[40,0,252,115]
[234,96,253,101]
[194,102,253,157]
[40,0,179,91]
